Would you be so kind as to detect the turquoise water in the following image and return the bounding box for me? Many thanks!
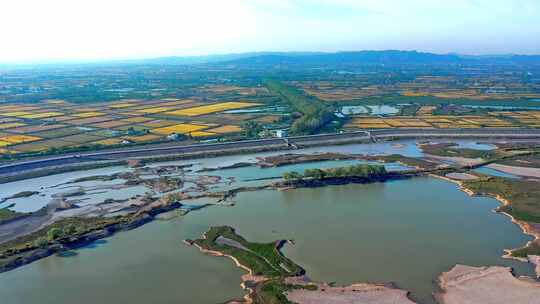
[454,142,496,150]
[473,166,520,179]
[367,105,400,115]
[341,105,368,115]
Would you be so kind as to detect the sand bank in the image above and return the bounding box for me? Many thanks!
[487,163,540,178]
[436,264,540,304]
[285,276,416,304]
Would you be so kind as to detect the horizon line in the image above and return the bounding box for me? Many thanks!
[1,49,539,67]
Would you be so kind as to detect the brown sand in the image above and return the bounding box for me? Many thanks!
[285,277,416,304]
[436,264,540,304]
[444,172,478,180]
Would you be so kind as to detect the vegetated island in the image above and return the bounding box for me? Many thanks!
[278,163,410,188]
[185,226,416,304]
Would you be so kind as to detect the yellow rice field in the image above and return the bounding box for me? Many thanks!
[120,117,154,123]
[109,103,135,109]
[346,114,523,130]
[2,112,32,117]
[0,135,41,144]
[92,138,124,146]
[165,102,258,117]
[152,123,208,135]
[190,131,216,138]
[123,134,161,143]
[72,112,106,118]
[207,125,242,134]
[20,112,64,119]
[136,107,176,114]
[0,123,26,130]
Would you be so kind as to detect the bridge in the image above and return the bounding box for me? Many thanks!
[2,128,540,176]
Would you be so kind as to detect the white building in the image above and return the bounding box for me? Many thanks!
[275,130,288,138]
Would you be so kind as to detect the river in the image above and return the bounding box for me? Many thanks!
[0,140,535,304]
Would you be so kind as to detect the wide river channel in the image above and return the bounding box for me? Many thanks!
[0,140,535,304]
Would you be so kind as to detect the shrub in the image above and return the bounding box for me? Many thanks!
[34,237,49,249]
[47,227,63,241]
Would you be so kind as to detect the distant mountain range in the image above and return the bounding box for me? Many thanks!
[2,50,540,67]
[112,50,540,66]
[213,50,540,66]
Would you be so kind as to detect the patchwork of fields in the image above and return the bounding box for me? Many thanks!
[345,112,540,129]
[2,77,540,158]
[294,76,540,102]
[0,98,264,155]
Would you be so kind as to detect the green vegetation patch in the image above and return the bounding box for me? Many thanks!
[253,279,316,304]
[463,177,540,223]
[497,154,540,168]
[368,154,439,170]
[420,143,501,159]
[511,241,540,258]
[0,216,123,254]
[193,226,304,277]
[283,163,387,181]
[265,79,335,135]
[0,209,26,223]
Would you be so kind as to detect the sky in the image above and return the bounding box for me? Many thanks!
[1,0,539,62]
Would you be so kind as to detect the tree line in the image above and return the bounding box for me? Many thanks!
[264,79,334,135]
[282,164,387,181]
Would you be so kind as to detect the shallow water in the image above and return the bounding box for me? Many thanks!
[341,105,368,115]
[0,177,533,304]
[453,141,496,150]
[473,166,521,179]
[367,105,400,115]
[0,166,130,212]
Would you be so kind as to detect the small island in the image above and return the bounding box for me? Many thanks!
[186,226,416,304]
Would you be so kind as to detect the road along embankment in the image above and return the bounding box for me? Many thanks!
[2,128,540,182]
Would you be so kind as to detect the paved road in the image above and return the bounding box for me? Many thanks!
[2,128,540,176]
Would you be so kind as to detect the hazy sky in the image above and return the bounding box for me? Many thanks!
[1,0,539,62]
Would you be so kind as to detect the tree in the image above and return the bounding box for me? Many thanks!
[242,121,263,138]
[303,168,325,179]
[63,224,77,236]
[34,237,49,249]
[283,171,302,181]
[47,227,63,241]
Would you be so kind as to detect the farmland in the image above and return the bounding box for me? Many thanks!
[164,101,259,117]
[343,111,540,130]
[0,51,539,159]
[0,98,265,158]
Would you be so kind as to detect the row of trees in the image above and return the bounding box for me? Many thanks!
[264,79,334,135]
[282,164,387,181]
